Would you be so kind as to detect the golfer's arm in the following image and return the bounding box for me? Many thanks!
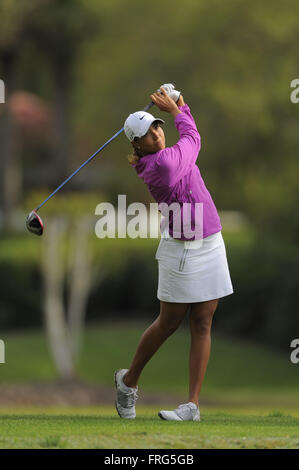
[170,106,181,118]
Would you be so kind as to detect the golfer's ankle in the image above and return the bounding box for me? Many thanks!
[189,398,199,407]
[123,371,138,389]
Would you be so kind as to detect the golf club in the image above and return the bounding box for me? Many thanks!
[26,100,155,236]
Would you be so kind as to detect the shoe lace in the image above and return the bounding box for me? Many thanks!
[119,389,138,408]
[177,404,190,410]
[176,403,197,418]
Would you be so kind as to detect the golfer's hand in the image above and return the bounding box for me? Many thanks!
[158,83,181,103]
[150,88,181,117]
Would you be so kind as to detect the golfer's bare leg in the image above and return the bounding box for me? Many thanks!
[123,301,189,388]
[188,299,219,406]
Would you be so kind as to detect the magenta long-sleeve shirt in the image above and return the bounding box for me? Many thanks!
[132,103,222,240]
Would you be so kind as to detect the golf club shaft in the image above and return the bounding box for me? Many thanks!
[34,101,155,212]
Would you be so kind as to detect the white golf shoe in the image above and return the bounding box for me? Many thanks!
[158,402,200,421]
[114,369,138,419]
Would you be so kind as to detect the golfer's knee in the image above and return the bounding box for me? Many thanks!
[156,316,181,337]
[190,306,217,335]
[191,316,212,335]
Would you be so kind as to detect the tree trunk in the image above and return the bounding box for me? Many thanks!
[67,217,92,362]
[42,218,75,379]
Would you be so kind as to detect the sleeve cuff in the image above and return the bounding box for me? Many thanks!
[174,104,190,124]
[178,104,189,111]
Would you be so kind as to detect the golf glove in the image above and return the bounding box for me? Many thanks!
[158,83,181,103]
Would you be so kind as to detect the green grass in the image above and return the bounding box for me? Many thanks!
[1,322,299,449]
[0,406,299,449]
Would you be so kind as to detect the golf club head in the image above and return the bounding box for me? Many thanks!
[26,210,44,236]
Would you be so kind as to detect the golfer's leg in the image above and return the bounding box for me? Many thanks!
[124,301,189,388]
[188,299,219,405]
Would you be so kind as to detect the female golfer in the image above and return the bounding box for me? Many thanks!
[115,84,234,421]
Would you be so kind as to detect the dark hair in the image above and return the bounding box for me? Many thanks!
[127,137,142,164]
[127,151,140,165]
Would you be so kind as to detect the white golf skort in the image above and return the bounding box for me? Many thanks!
[155,229,234,303]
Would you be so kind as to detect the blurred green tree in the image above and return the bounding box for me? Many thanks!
[0,0,46,227]
[26,0,97,180]
[0,0,96,228]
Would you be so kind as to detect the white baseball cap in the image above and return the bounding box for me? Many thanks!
[124,111,165,142]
